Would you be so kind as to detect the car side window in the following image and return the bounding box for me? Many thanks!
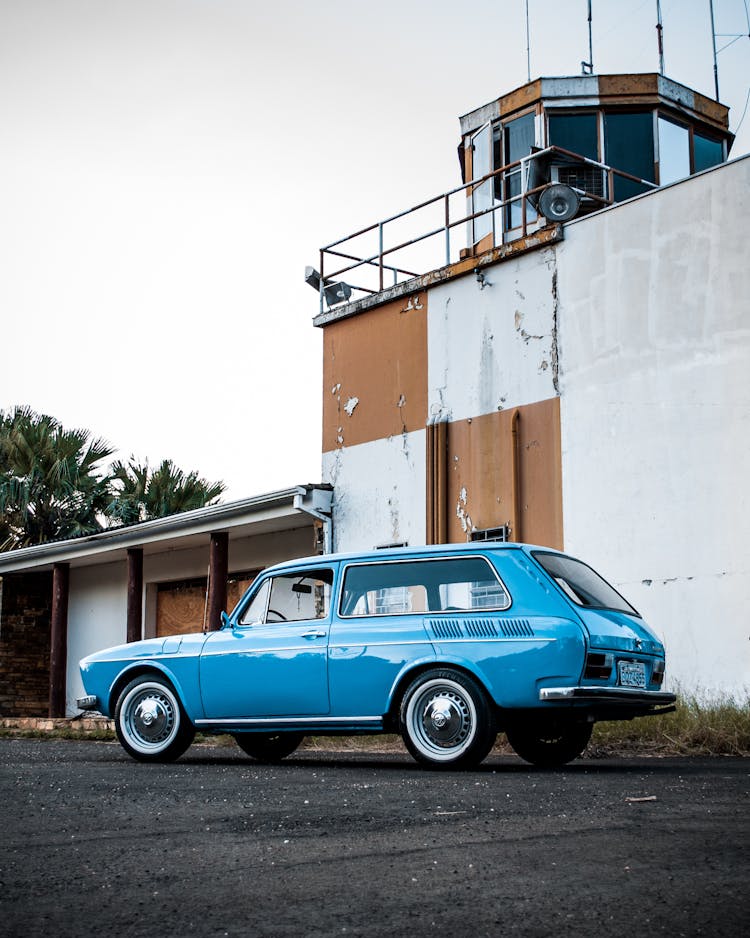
[266,570,334,622]
[340,557,510,617]
[238,570,334,626]
[238,579,271,626]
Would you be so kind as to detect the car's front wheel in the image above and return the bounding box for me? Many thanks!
[399,669,496,769]
[505,719,592,767]
[115,676,195,763]
[232,732,304,762]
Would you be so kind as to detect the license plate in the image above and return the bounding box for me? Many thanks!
[618,660,646,688]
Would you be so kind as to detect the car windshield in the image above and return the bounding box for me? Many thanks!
[532,552,639,616]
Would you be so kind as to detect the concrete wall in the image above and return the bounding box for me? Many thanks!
[557,155,750,698]
[323,431,426,552]
[66,563,127,713]
[427,246,558,422]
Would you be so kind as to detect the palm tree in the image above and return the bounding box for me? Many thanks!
[0,406,113,550]
[107,457,225,525]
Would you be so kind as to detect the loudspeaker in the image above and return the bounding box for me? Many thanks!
[538,184,581,222]
[324,281,352,306]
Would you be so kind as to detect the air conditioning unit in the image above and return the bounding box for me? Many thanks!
[550,162,605,199]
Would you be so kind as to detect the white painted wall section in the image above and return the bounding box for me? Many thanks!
[427,246,558,423]
[557,155,750,698]
[66,563,127,713]
[323,431,426,552]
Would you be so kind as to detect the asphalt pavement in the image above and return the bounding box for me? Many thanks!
[1,738,748,937]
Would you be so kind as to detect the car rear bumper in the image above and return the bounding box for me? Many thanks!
[540,686,676,705]
[76,695,99,711]
[538,685,676,720]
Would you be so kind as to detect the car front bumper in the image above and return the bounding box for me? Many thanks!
[76,695,99,711]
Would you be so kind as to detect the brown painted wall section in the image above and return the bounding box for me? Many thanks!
[322,293,427,451]
[444,398,563,549]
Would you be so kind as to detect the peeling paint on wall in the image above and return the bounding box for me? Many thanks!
[343,397,359,417]
[550,265,560,395]
[400,295,424,313]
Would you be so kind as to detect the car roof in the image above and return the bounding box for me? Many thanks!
[264,541,562,574]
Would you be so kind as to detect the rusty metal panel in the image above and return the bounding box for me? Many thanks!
[498,79,543,118]
[598,74,659,99]
[322,293,427,452]
[426,421,448,545]
[445,399,562,549]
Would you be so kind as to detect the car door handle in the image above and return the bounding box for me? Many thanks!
[301,629,327,639]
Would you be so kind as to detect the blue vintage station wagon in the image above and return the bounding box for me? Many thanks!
[78,543,675,769]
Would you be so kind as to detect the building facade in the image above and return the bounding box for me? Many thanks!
[315,75,748,699]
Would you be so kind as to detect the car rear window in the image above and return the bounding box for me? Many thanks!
[340,556,511,617]
[532,552,639,616]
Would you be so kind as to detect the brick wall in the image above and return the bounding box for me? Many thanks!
[0,572,52,716]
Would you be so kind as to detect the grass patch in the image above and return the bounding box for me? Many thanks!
[2,695,748,757]
[589,694,750,757]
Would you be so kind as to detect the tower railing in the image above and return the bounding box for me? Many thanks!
[317,146,657,314]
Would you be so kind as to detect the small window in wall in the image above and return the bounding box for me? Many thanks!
[694,132,724,172]
[604,112,655,201]
[658,116,690,185]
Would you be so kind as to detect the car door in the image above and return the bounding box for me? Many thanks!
[199,567,334,719]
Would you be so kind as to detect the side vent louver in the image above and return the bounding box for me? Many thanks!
[427,617,534,639]
[499,618,534,638]
[428,618,464,639]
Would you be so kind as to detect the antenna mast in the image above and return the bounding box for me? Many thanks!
[656,0,665,74]
[581,0,594,74]
[709,0,720,100]
[525,0,531,82]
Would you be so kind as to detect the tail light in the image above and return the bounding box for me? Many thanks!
[584,652,613,680]
[652,659,665,687]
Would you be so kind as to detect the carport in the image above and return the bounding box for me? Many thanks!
[0,485,332,717]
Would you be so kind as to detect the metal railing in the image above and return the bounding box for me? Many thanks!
[316,146,658,314]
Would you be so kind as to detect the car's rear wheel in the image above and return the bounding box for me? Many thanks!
[505,719,592,767]
[399,669,496,769]
[232,732,304,762]
[115,676,195,763]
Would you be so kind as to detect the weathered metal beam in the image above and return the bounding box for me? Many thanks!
[126,548,143,643]
[48,563,69,718]
[206,533,229,631]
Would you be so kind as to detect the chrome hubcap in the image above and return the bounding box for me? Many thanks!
[408,680,475,758]
[125,689,176,747]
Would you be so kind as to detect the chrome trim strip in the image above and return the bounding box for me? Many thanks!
[195,716,383,727]
[200,644,323,657]
[328,637,553,649]
[540,686,676,703]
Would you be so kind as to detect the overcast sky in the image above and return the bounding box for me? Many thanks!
[2,0,748,499]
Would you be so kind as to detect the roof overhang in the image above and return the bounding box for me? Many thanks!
[0,485,332,574]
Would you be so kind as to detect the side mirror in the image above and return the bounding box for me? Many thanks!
[220,611,231,630]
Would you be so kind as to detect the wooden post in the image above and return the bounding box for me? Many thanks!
[48,562,70,718]
[126,548,144,643]
[206,533,229,631]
